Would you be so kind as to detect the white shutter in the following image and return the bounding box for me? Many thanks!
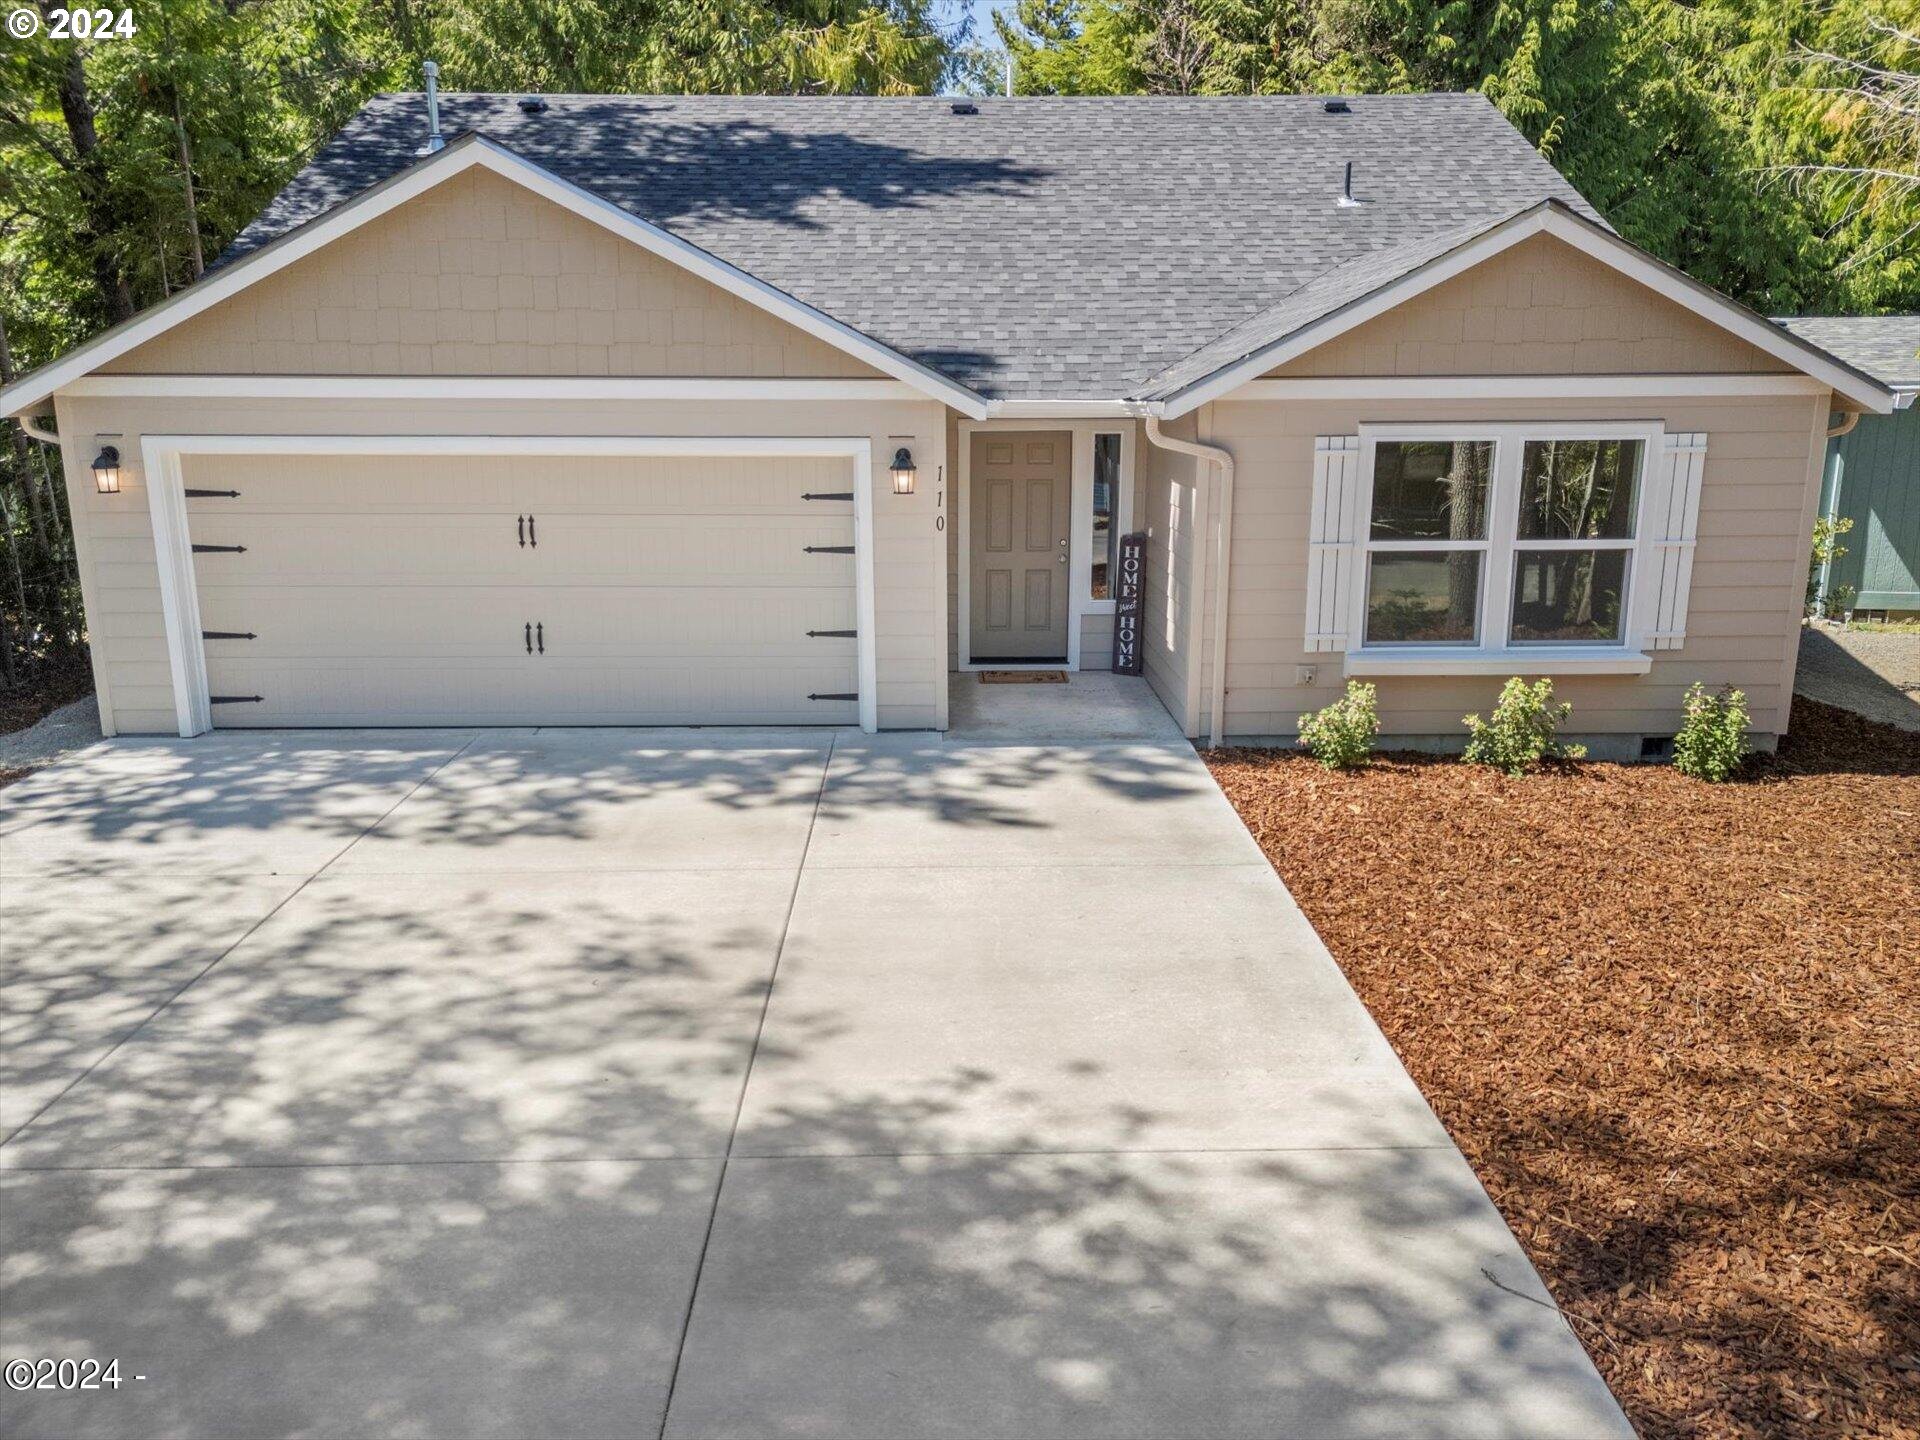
[1642,431,1707,651]
[1306,436,1363,652]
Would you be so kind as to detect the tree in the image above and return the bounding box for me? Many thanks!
[1755,3,1920,310]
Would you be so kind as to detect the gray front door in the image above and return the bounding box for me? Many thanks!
[970,431,1072,660]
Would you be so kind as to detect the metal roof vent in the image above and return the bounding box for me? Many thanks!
[1336,160,1364,209]
[518,96,549,114]
[950,100,979,116]
[1323,98,1352,114]
[420,60,445,154]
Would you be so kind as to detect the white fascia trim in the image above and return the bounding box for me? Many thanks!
[2,136,989,422]
[139,432,879,736]
[1344,649,1654,677]
[62,376,926,402]
[1222,373,1832,402]
[987,399,1151,418]
[1160,206,1896,418]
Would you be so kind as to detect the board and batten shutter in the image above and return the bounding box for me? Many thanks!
[1305,435,1363,652]
[1642,431,1707,650]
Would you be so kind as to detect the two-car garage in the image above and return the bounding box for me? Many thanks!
[155,438,874,730]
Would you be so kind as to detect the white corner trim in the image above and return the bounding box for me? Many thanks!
[1,136,989,422]
[1343,649,1654,677]
[1159,205,1897,418]
[138,433,879,737]
[1222,373,1831,402]
[137,440,212,736]
[62,376,927,403]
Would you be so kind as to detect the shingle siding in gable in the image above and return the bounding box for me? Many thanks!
[1264,235,1794,380]
[104,169,882,379]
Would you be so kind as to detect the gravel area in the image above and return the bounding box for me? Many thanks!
[1796,626,1920,731]
[1209,700,1920,1440]
[0,695,102,784]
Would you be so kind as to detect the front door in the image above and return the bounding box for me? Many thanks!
[970,431,1071,660]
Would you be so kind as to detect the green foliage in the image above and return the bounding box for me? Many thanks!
[1672,682,1751,781]
[1297,680,1379,769]
[1462,677,1588,775]
[1808,513,1856,610]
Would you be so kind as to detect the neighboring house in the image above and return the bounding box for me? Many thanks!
[0,92,1897,750]
[1778,316,1920,618]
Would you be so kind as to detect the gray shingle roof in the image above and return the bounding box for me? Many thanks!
[1776,316,1920,390]
[223,93,1600,400]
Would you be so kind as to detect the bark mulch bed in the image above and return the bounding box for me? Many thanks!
[1208,698,1919,1440]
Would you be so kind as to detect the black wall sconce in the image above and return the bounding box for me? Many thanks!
[889,446,916,495]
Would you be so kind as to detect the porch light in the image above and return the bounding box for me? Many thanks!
[889,447,916,495]
[91,445,121,494]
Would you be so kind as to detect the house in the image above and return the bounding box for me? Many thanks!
[0,91,1897,749]
[1778,316,1920,619]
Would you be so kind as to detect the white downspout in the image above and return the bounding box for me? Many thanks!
[1141,412,1235,748]
[15,412,59,445]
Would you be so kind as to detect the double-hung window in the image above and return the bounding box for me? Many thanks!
[1355,422,1656,664]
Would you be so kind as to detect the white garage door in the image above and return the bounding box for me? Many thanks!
[182,450,860,727]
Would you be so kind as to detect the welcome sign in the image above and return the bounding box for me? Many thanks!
[1113,531,1146,675]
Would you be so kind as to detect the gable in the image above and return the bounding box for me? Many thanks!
[103,168,883,380]
[1264,234,1796,380]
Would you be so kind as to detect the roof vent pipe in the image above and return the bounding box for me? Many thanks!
[1335,160,1362,209]
[422,61,446,153]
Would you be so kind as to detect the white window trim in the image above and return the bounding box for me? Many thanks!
[138,433,879,737]
[1345,420,1662,677]
[955,419,1135,671]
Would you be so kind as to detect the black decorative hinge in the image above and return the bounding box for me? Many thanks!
[208,694,263,705]
[192,543,247,554]
[201,630,256,640]
[806,629,857,639]
[183,488,241,499]
[808,692,857,702]
[803,545,855,554]
[801,492,855,502]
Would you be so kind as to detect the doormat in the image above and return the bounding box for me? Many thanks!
[979,670,1068,684]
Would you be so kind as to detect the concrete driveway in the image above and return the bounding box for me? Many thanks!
[1,677,1631,1440]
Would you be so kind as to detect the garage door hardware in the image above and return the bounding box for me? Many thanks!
[201,630,257,640]
[524,621,545,655]
[806,629,856,638]
[208,694,263,705]
[183,488,241,499]
[802,491,854,502]
[803,545,855,554]
[808,693,857,701]
[517,514,538,548]
[192,543,247,553]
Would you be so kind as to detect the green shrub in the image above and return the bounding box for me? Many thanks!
[1297,681,1379,769]
[1672,682,1750,782]
[1462,677,1588,775]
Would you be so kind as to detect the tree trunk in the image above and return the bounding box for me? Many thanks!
[0,315,53,557]
[44,17,135,323]
[172,87,205,279]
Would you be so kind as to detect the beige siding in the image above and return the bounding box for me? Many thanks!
[1202,392,1829,741]
[103,169,882,379]
[53,393,946,734]
[1267,235,1795,379]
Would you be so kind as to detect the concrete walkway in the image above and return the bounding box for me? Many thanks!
[1,675,1630,1439]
